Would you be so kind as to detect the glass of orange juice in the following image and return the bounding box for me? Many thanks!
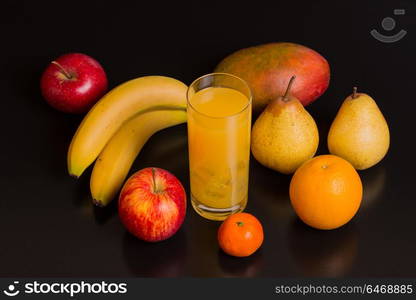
[187,73,252,221]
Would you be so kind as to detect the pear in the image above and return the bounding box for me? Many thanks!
[251,76,319,174]
[328,87,390,170]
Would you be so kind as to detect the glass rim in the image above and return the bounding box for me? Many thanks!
[186,72,252,119]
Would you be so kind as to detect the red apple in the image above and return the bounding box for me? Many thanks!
[119,168,186,242]
[40,53,108,113]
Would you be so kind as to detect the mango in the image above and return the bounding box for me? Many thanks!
[215,42,330,112]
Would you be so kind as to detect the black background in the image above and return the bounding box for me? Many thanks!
[1,0,415,277]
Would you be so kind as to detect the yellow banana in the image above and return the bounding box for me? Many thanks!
[67,76,187,177]
[90,109,187,206]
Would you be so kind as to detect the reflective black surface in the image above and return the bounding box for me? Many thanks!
[1,0,415,277]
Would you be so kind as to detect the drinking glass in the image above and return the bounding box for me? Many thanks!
[187,73,252,220]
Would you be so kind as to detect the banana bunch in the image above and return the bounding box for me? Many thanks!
[68,76,188,206]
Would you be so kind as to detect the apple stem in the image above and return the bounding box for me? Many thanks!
[352,87,358,99]
[151,168,157,193]
[283,75,296,101]
[51,61,72,79]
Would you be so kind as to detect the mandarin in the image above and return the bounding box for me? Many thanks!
[218,213,264,257]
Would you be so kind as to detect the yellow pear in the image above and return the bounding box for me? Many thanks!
[251,76,319,174]
[328,87,390,170]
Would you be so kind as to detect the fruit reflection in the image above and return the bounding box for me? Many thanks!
[218,250,264,277]
[360,165,387,210]
[249,159,294,219]
[92,200,117,225]
[186,214,223,276]
[287,219,358,277]
[123,229,187,277]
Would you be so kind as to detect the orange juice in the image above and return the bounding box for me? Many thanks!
[187,85,251,220]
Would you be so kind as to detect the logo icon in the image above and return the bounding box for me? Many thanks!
[3,281,20,297]
[371,9,407,43]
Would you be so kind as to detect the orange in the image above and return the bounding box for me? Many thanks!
[217,213,264,257]
[289,155,362,230]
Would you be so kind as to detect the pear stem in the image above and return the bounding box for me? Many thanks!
[283,76,296,102]
[51,61,72,79]
[352,87,358,99]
